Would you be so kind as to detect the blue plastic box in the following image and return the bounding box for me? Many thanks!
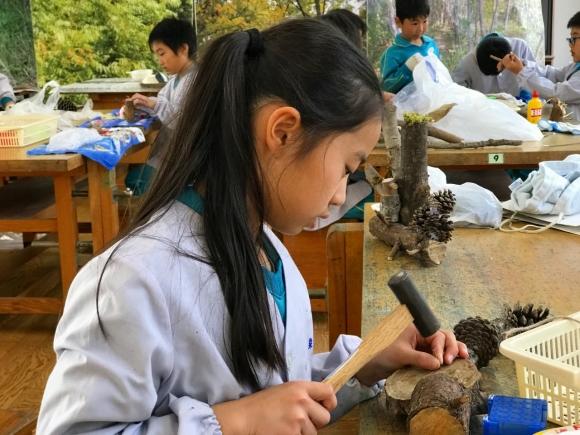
[483,395,547,435]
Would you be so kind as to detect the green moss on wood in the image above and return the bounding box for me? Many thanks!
[403,111,432,125]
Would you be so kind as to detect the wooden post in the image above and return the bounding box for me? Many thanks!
[398,116,430,226]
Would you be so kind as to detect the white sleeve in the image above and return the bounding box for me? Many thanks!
[37,256,223,435]
[0,74,15,106]
[518,64,580,104]
[311,335,384,423]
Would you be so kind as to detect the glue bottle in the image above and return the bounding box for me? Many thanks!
[527,90,542,124]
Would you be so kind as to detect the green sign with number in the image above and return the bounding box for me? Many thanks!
[488,153,504,164]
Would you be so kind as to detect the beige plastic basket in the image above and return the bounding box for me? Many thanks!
[500,311,580,426]
[0,114,59,147]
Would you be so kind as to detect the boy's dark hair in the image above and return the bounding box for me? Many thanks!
[476,36,512,76]
[321,9,367,49]
[395,0,430,21]
[97,19,383,391]
[149,18,197,58]
[568,11,580,28]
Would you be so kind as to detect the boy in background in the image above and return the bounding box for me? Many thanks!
[0,74,15,110]
[501,11,580,121]
[321,9,367,50]
[379,0,439,94]
[453,33,536,96]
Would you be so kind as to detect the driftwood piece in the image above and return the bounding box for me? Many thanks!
[385,358,486,416]
[124,100,136,123]
[426,103,457,122]
[397,120,464,144]
[379,178,401,223]
[408,373,471,435]
[398,120,431,225]
[547,97,572,122]
[428,139,523,149]
[369,216,446,264]
[383,101,401,179]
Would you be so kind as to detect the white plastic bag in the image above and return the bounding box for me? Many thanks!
[58,99,103,131]
[9,80,61,115]
[427,166,503,228]
[393,55,543,142]
[46,128,102,152]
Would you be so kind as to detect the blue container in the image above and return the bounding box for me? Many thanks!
[483,395,547,435]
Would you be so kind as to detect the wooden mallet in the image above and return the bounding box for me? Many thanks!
[323,271,441,392]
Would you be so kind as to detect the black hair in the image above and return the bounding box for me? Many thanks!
[149,18,197,58]
[476,36,512,76]
[97,19,383,391]
[321,9,367,49]
[395,0,430,21]
[568,11,580,28]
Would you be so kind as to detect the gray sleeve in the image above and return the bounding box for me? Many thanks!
[311,335,384,423]
[37,258,223,435]
[518,64,580,104]
[452,55,473,88]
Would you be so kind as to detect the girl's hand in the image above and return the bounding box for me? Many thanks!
[212,381,337,435]
[501,52,524,75]
[355,323,469,387]
[125,93,156,110]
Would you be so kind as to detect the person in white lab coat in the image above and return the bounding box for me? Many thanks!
[38,19,467,435]
[452,33,537,96]
[0,73,15,110]
[500,11,580,122]
[124,18,198,195]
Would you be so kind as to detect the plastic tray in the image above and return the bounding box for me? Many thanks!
[0,114,59,147]
[500,311,580,426]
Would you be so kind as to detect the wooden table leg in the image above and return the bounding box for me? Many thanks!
[54,175,79,299]
[88,161,119,253]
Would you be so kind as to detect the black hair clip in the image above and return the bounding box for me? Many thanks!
[245,28,263,57]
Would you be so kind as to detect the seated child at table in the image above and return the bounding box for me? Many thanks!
[453,33,537,96]
[124,18,197,195]
[500,11,580,122]
[0,74,15,111]
[379,0,440,94]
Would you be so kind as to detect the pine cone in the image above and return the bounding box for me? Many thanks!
[410,206,454,243]
[501,302,550,328]
[453,316,501,369]
[57,98,78,112]
[431,189,456,214]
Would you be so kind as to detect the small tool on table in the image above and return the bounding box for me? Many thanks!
[323,271,441,392]
[489,54,503,62]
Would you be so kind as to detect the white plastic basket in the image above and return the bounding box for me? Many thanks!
[0,114,59,147]
[500,311,580,426]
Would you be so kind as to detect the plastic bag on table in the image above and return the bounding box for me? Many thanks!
[58,99,103,131]
[428,166,447,192]
[9,81,61,115]
[46,128,102,152]
[392,55,543,142]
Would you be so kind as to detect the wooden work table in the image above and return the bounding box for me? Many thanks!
[368,133,580,170]
[360,203,580,434]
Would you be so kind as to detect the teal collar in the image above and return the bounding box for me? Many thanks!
[394,33,433,47]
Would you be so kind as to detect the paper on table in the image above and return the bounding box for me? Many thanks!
[502,200,580,235]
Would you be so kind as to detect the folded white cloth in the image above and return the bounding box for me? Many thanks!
[511,154,580,215]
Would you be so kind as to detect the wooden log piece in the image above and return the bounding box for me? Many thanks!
[398,118,431,226]
[408,372,471,435]
[383,101,401,179]
[379,178,400,223]
[125,100,135,123]
[426,103,457,122]
[428,139,523,149]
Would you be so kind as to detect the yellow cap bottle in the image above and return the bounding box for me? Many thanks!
[527,90,543,124]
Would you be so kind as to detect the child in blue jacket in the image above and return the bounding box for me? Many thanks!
[380,0,440,94]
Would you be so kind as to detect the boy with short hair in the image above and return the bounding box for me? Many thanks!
[453,33,536,96]
[379,0,440,94]
[321,9,367,49]
[501,11,580,121]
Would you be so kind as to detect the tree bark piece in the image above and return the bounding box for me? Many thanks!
[428,139,523,149]
[383,101,401,179]
[385,358,484,416]
[427,103,457,122]
[398,121,431,225]
[398,120,464,144]
[124,100,135,123]
[379,178,400,223]
[408,373,471,435]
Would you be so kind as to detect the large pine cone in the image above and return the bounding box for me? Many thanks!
[57,98,78,112]
[502,302,550,329]
[453,316,502,369]
[431,189,456,214]
[410,206,454,243]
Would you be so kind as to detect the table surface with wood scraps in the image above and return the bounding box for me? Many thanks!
[359,203,580,434]
[368,133,580,170]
